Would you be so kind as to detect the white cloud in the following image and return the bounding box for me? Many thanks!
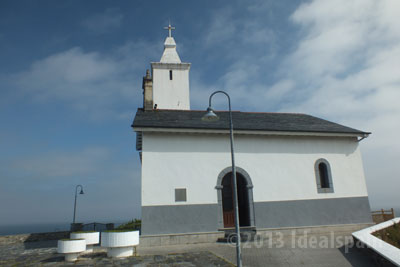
[191,3,280,111]
[194,0,400,209]
[5,40,159,121]
[12,47,129,120]
[2,0,398,211]
[203,5,276,57]
[82,8,124,34]
[204,8,236,46]
[18,47,117,88]
[276,0,400,209]
[282,0,400,123]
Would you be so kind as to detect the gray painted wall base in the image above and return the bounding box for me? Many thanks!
[256,223,374,237]
[140,231,224,247]
[254,196,372,229]
[142,196,372,235]
[142,204,219,235]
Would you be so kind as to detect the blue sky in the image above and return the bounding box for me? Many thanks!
[1,0,399,225]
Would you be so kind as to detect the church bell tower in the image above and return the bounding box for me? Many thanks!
[146,23,191,110]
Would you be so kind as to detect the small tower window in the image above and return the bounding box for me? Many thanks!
[314,158,334,193]
[169,70,173,80]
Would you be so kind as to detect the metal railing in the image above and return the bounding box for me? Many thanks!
[70,222,114,232]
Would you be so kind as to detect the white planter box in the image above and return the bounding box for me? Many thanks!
[101,231,139,258]
[353,217,400,266]
[70,232,99,253]
[57,239,86,262]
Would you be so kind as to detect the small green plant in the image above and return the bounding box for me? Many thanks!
[103,229,136,232]
[116,219,141,231]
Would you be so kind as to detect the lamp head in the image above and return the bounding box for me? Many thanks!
[202,107,219,122]
[79,189,84,195]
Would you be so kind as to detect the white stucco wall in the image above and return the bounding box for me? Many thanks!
[152,67,190,110]
[141,132,369,206]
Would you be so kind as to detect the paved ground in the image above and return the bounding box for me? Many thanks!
[0,233,395,266]
[138,234,393,267]
[0,241,232,266]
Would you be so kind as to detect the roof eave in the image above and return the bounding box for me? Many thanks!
[132,126,369,138]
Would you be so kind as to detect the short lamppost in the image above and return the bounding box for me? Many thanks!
[202,90,242,267]
[72,185,84,224]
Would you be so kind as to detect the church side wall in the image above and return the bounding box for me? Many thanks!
[141,132,371,235]
[152,68,190,110]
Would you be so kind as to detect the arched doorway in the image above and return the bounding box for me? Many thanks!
[216,167,255,229]
[222,172,251,227]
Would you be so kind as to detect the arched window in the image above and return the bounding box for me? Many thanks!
[314,159,334,193]
[318,163,329,188]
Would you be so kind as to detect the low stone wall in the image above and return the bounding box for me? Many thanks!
[140,231,225,247]
[0,231,69,245]
[1,223,373,247]
[139,223,373,248]
[256,222,374,237]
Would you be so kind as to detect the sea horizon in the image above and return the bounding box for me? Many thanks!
[0,219,134,236]
[0,222,71,236]
[1,208,398,236]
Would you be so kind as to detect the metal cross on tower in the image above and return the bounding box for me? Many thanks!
[164,22,175,37]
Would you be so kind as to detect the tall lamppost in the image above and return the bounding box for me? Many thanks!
[72,185,84,224]
[202,90,242,267]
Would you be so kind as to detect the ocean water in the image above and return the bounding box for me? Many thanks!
[0,222,71,236]
[0,221,129,236]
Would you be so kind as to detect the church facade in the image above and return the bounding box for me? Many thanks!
[132,26,372,236]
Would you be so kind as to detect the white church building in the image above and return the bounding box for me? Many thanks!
[132,26,372,236]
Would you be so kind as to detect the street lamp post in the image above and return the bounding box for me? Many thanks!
[72,185,84,224]
[202,90,242,267]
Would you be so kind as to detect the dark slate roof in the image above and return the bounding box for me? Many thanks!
[132,109,369,135]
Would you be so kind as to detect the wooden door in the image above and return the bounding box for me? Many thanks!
[222,174,235,228]
[223,211,235,227]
